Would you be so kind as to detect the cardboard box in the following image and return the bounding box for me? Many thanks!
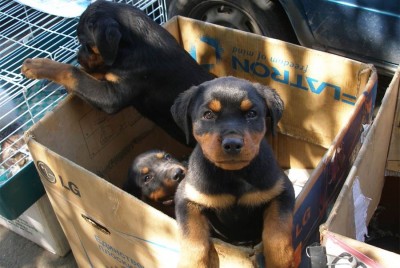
[25,17,377,267]
[0,194,70,256]
[320,67,400,267]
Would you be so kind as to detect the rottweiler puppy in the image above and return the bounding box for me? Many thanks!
[171,76,295,268]
[21,0,213,146]
[123,150,186,218]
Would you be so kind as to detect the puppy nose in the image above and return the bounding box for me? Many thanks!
[172,168,185,181]
[222,137,243,155]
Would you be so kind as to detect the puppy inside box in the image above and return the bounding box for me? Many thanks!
[123,149,187,218]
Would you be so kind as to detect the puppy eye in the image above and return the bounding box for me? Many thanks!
[164,154,171,160]
[246,110,257,119]
[143,175,153,184]
[203,111,216,120]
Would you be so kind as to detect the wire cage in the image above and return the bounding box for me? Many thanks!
[0,0,168,183]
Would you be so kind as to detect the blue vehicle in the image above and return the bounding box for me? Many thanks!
[168,0,400,75]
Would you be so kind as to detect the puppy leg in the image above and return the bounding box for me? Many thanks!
[262,199,294,268]
[22,58,126,114]
[21,58,78,91]
[175,200,215,268]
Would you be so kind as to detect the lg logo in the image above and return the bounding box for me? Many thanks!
[37,161,81,197]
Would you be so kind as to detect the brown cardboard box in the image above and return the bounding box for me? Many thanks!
[25,17,377,267]
[320,67,400,267]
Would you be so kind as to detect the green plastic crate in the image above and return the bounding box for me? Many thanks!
[0,162,45,220]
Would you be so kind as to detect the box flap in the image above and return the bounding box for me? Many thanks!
[25,95,156,177]
[320,65,400,238]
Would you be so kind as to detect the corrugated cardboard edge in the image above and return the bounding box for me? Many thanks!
[320,67,400,259]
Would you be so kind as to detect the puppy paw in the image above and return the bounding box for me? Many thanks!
[21,58,58,80]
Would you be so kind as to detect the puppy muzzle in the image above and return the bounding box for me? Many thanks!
[171,167,185,181]
[77,46,105,71]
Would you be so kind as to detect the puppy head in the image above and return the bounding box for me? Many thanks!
[77,1,121,70]
[124,150,186,204]
[171,76,283,170]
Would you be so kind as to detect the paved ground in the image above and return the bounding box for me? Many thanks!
[0,224,77,268]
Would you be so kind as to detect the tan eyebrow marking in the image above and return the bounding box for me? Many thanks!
[156,153,164,159]
[141,167,149,174]
[208,99,222,112]
[91,46,100,54]
[240,99,253,111]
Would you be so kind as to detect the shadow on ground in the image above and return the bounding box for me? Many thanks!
[0,225,77,268]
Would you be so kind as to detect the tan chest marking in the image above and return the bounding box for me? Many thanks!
[185,178,284,208]
[185,184,236,209]
[237,178,284,206]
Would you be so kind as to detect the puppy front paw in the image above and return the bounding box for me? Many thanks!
[21,58,58,80]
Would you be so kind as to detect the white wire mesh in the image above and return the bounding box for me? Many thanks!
[0,0,167,182]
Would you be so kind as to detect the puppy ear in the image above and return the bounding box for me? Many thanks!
[171,86,199,145]
[92,19,121,66]
[254,83,284,136]
[123,168,143,198]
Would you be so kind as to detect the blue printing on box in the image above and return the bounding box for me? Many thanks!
[0,161,45,220]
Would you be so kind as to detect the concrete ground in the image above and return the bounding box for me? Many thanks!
[0,224,77,268]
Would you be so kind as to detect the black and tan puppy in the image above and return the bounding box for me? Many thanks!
[123,150,186,218]
[21,0,213,146]
[171,76,295,268]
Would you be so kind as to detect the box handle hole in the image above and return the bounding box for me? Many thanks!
[81,214,110,235]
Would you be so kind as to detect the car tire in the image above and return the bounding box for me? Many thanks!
[168,0,298,43]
